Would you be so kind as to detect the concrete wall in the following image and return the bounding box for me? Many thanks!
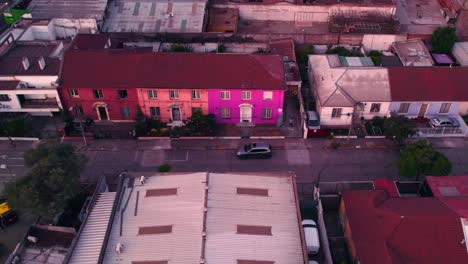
[362,34,407,51]
[389,101,463,117]
[52,18,98,39]
[452,42,468,66]
[214,3,396,22]
[20,22,57,41]
[137,88,209,122]
[0,76,57,88]
[208,89,284,125]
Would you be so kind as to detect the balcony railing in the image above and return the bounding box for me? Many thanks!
[20,98,59,109]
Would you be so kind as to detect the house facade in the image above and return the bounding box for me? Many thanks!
[308,55,391,128]
[208,89,284,125]
[60,51,285,125]
[0,41,63,116]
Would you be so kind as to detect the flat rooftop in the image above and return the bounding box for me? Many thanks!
[28,0,108,19]
[391,39,434,66]
[97,172,306,264]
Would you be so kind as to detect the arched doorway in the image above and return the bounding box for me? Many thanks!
[239,104,253,123]
[92,102,109,121]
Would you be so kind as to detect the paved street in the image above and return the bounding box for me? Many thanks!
[0,141,35,193]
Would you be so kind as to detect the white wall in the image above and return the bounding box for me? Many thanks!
[362,34,407,52]
[452,42,468,66]
[389,101,463,117]
[214,3,396,22]
[52,18,97,39]
[0,88,61,114]
[20,22,57,41]
[0,76,57,88]
[459,102,468,115]
[318,106,354,127]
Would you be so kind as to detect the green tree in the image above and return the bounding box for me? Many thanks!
[134,106,147,137]
[169,44,193,52]
[3,140,87,219]
[183,111,216,136]
[398,140,452,179]
[383,114,416,145]
[295,45,315,64]
[431,26,456,54]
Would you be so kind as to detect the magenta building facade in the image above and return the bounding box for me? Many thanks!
[208,89,285,125]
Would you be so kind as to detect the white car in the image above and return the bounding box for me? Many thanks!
[302,219,320,255]
[429,117,459,128]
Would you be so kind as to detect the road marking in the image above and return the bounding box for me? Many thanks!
[7,165,24,167]
[7,157,24,160]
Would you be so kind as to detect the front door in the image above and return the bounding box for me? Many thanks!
[418,103,428,118]
[240,106,252,123]
[97,106,109,120]
[171,107,181,121]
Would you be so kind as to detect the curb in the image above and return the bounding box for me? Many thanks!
[0,137,40,141]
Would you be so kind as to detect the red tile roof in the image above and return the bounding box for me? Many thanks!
[342,190,468,264]
[373,178,399,197]
[269,39,296,62]
[71,34,110,50]
[60,51,285,90]
[426,176,468,197]
[388,67,468,101]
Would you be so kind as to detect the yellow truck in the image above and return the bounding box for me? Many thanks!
[0,198,17,228]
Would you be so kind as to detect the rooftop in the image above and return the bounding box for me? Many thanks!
[61,51,285,90]
[9,225,75,264]
[70,34,111,50]
[0,42,62,76]
[215,0,394,5]
[387,67,468,101]
[27,0,108,19]
[269,39,296,62]
[426,176,468,197]
[71,172,306,264]
[207,7,239,33]
[308,54,391,107]
[342,190,468,264]
[391,39,434,66]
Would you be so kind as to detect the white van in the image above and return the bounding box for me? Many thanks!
[307,111,320,130]
[302,219,320,255]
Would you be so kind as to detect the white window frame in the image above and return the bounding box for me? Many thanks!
[398,103,410,113]
[93,89,103,99]
[263,91,273,100]
[148,90,158,99]
[370,103,381,113]
[439,103,451,114]
[69,89,79,98]
[150,106,160,117]
[220,91,230,100]
[191,90,201,100]
[331,108,342,118]
[241,91,251,100]
[169,90,179,99]
[262,108,272,119]
[221,108,230,118]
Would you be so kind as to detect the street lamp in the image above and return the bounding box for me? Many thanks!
[69,105,87,147]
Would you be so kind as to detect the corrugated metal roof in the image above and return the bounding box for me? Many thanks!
[28,0,108,19]
[68,192,116,264]
[102,172,207,264]
[205,173,304,264]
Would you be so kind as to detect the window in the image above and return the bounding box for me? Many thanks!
[169,90,179,99]
[192,107,202,115]
[398,103,410,113]
[68,89,79,98]
[93,89,103,99]
[118,90,128,99]
[439,103,451,114]
[0,94,9,101]
[331,108,342,118]
[263,91,273,100]
[370,103,381,113]
[148,90,157,99]
[241,91,251,100]
[150,107,160,118]
[221,108,230,118]
[262,108,272,119]
[191,90,201,99]
[220,91,230,100]
[121,106,131,118]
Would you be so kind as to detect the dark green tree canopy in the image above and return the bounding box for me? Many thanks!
[431,26,456,54]
[3,140,87,219]
[398,140,452,179]
[383,114,416,145]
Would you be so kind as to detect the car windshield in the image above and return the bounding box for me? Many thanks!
[245,144,253,152]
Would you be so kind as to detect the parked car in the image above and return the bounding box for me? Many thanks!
[307,111,321,130]
[302,219,320,255]
[236,143,272,159]
[429,117,459,128]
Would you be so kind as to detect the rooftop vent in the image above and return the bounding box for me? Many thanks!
[38,57,46,70]
[21,57,30,70]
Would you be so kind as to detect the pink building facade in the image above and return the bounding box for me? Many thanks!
[208,89,284,125]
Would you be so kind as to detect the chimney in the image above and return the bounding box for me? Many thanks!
[21,57,30,70]
[38,57,46,70]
